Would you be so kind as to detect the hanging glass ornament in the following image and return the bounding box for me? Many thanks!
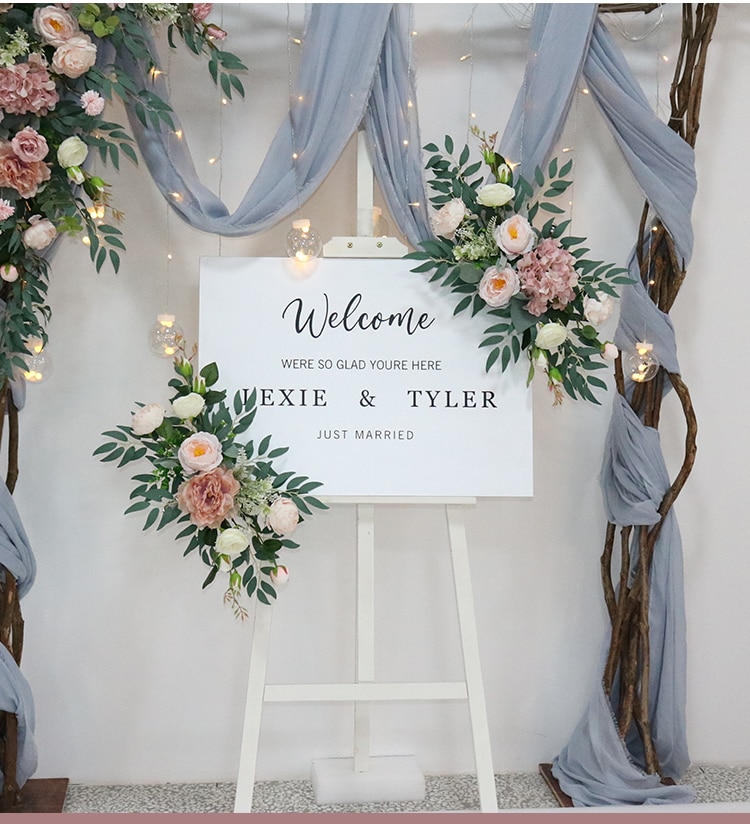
[625,341,660,383]
[22,337,52,383]
[149,313,183,357]
[285,219,322,262]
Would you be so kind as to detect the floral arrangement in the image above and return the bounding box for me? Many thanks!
[94,346,327,619]
[406,128,632,404]
[0,3,246,384]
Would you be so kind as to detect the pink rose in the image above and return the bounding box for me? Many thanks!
[22,215,57,250]
[0,199,14,221]
[33,6,80,46]
[0,143,51,198]
[0,59,59,116]
[205,24,226,41]
[191,3,213,21]
[177,431,223,475]
[80,90,105,116]
[493,214,535,257]
[267,497,300,536]
[430,198,466,239]
[478,265,520,308]
[52,34,97,79]
[176,466,240,529]
[11,127,48,163]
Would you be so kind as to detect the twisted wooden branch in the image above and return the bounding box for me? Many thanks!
[599,3,718,777]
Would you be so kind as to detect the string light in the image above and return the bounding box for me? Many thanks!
[22,337,52,383]
[149,313,183,357]
[625,341,660,383]
[286,218,322,262]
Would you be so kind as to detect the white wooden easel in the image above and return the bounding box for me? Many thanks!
[234,498,498,813]
[234,132,497,812]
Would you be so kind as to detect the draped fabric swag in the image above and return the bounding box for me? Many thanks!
[1,4,699,804]
[498,4,696,806]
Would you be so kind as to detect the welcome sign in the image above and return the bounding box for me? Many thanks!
[199,257,533,498]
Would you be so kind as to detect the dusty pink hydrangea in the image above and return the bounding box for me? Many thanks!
[0,142,51,198]
[517,237,578,317]
[176,466,240,529]
[80,89,105,116]
[0,57,59,116]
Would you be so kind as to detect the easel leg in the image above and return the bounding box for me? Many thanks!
[354,503,375,772]
[446,505,498,813]
[234,602,274,813]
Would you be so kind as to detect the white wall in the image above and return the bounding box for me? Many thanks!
[11,4,750,786]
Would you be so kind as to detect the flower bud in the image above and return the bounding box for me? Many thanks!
[496,163,512,185]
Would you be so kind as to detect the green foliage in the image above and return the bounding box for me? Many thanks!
[406,136,633,404]
[95,353,327,618]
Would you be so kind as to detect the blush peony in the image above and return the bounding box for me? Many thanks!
[493,214,535,256]
[430,198,466,239]
[22,215,57,250]
[178,431,223,474]
[0,142,51,198]
[267,497,299,536]
[52,34,97,79]
[583,292,615,327]
[478,265,520,308]
[131,403,165,436]
[33,5,80,46]
[176,466,239,529]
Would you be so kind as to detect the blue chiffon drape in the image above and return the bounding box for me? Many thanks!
[499,4,696,806]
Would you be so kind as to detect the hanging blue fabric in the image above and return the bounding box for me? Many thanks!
[499,3,696,806]
[111,4,430,245]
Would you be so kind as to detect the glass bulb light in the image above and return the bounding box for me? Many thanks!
[22,337,52,383]
[149,313,183,358]
[285,219,322,262]
[625,341,660,383]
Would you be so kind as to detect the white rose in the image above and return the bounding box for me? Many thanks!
[22,216,57,250]
[267,497,299,536]
[216,527,249,557]
[52,34,97,79]
[430,198,466,239]
[131,403,165,436]
[602,342,619,361]
[583,292,615,327]
[535,322,567,351]
[270,565,290,587]
[57,135,88,169]
[172,392,205,419]
[66,166,84,185]
[476,182,515,208]
[493,214,535,256]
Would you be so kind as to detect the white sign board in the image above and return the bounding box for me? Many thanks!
[199,257,532,498]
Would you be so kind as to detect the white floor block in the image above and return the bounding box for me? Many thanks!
[311,755,426,805]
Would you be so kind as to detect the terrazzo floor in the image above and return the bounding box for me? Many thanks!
[61,765,750,813]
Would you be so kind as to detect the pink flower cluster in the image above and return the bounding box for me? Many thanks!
[0,128,51,198]
[0,56,59,116]
[177,466,240,529]
[516,237,579,317]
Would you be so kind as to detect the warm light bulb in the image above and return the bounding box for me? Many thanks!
[148,313,183,358]
[22,337,52,383]
[625,341,660,383]
[285,219,322,262]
